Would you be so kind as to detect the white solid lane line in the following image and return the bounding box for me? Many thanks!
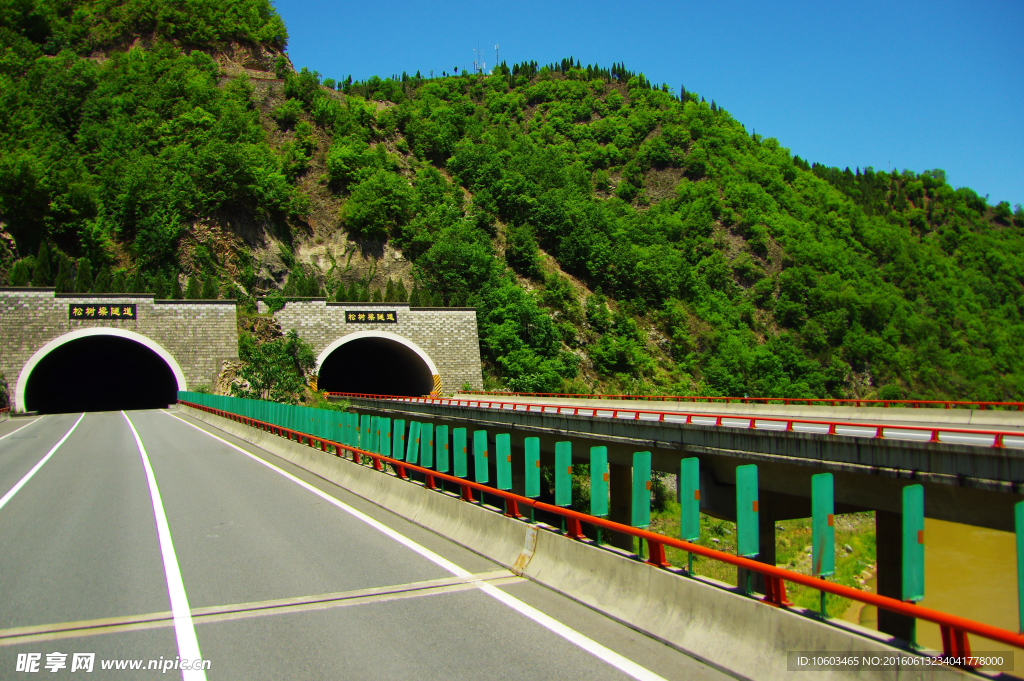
[122,412,206,681]
[0,414,83,512]
[0,417,43,444]
[164,410,668,681]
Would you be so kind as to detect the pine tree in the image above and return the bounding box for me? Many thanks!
[152,273,167,299]
[111,270,127,293]
[384,278,396,302]
[201,275,219,299]
[282,270,299,296]
[360,285,371,302]
[170,273,183,299]
[371,287,382,302]
[93,268,111,293]
[9,259,31,286]
[185,276,201,299]
[53,255,72,293]
[73,258,94,293]
[129,271,146,293]
[334,282,348,301]
[409,284,420,306]
[347,280,358,302]
[431,291,444,307]
[31,242,51,286]
[395,279,408,302]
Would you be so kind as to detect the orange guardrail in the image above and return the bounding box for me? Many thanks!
[181,398,1024,663]
[325,392,1024,449]
[458,390,1024,411]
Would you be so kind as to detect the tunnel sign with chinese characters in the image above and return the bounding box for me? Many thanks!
[345,310,398,323]
[69,304,137,320]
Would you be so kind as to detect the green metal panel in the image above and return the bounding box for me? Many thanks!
[379,417,391,456]
[406,422,421,465]
[392,419,406,460]
[495,434,512,491]
[590,446,608,517]
[1017,501,1024,635]
[435,425,450,473]
[811,473,835,577]
[370,416,380,454]
[680,457,700,541]
[420,423,434,468]
[524,437,540,498]
[473,430,489,484]
[555,442,572,508]
[631,451,651,528]
[736,464,759,558]
[362,411,374,448]
[902,484,925,602]
[453,428,468,478]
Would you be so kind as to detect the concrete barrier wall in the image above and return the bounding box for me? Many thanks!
[179,405,977,681]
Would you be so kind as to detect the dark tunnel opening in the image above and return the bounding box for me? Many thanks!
[317,337,433,397]
[25,335,179,414]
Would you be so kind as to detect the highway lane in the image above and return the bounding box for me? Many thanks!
[0,411,178,676]
[0,410,728,680]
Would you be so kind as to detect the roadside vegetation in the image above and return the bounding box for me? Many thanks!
[2,0,1022,404]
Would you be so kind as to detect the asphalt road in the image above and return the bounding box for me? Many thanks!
[0,410,728,680]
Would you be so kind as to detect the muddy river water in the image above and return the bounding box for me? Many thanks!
[842,517,1018,654]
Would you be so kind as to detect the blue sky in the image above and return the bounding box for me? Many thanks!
[275,0,1022,206]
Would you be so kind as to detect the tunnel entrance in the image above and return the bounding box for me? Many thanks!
[318,336,434,397]
[24,335,179,414]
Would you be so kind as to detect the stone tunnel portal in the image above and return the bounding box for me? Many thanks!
[316,333,435,397]
[22,334,182,414]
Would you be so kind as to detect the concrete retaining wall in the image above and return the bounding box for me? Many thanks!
[178,405,977,681]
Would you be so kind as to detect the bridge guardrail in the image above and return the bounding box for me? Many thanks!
[458,390,1024,411]
[178,395,1024,664]
[327,392,1024,450]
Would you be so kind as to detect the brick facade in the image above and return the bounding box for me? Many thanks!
[258,299,483,395]
[0,290,483,412]
[1,288,238,411]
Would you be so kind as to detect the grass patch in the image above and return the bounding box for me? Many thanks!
[647,504,877,616]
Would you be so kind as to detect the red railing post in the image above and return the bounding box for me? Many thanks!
[460,483,474,503]
[645,539,670,568]
[763,575,792,607]
[940,625,974,665]
[565,516,585,540]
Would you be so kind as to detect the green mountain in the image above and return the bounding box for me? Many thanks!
[2,0,1023,401]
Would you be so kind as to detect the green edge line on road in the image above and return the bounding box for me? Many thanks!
[164,408,670,681]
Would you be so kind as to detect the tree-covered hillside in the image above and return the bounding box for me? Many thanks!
[2,0,1023,401]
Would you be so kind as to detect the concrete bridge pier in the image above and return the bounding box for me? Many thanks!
[608,462,634,551]
[876,510,915,641]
